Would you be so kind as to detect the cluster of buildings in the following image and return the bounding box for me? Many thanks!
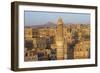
[24,18,90,61]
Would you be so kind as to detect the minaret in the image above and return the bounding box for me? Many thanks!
[56,17,64,60]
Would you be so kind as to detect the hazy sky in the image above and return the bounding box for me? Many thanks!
[24,11,90,26]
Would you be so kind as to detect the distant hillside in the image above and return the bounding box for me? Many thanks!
[25,22,56,28]
[25,22,90,28]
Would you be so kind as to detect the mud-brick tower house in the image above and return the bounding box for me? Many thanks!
[56,17,64,60]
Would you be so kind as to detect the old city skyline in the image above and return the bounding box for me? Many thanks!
[24,15,90,61]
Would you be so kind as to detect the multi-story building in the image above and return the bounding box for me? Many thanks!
[55,18,64,60]
[74,41,90,59]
